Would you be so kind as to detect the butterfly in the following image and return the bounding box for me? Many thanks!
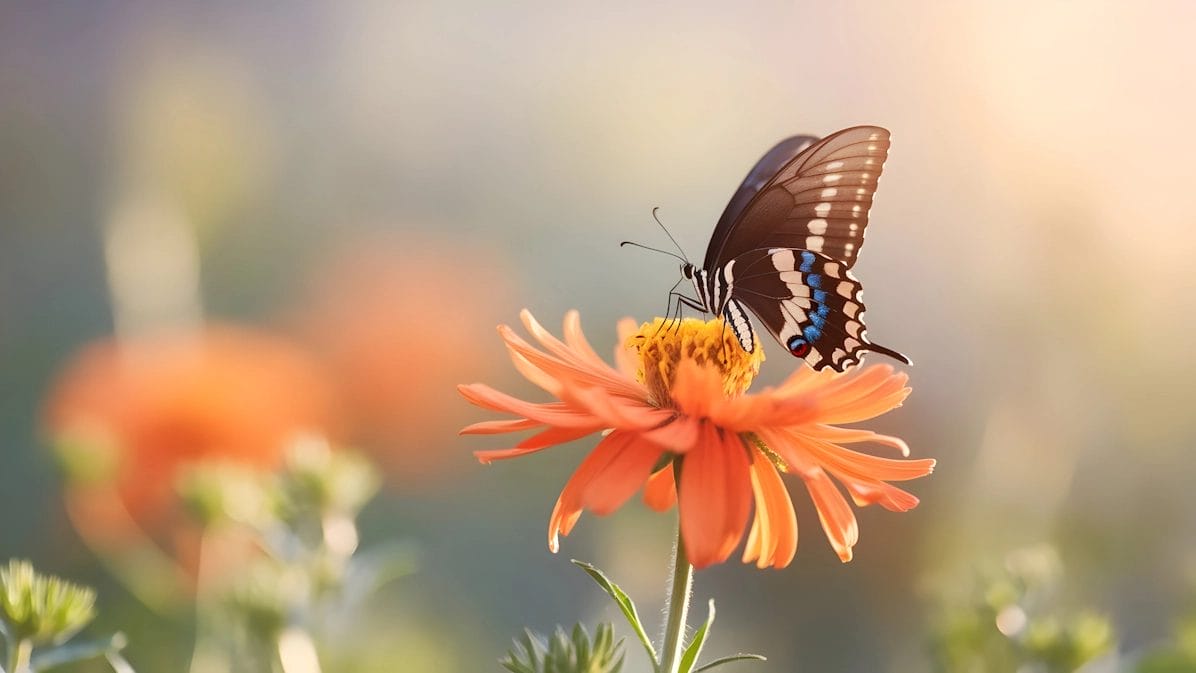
[672,125,911,371]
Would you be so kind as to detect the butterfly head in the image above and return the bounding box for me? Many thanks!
[681,262,696,280]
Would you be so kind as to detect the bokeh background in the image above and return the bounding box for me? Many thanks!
[2,1,1196,671]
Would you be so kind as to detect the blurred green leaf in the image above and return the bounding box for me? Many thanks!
[691,654,768,672]
[571,560,657,670]
[501,623,624,673]
[676,600,715,673]
[0,560,96,646]
[927,545,1114,673]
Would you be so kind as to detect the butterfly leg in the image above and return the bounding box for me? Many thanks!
[657,291,701,338]
[670,292,706,330]
[655,278,686,337]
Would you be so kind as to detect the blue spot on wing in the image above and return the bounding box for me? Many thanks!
[806,273,822,289]
[803,324,821,341]
[813,289,827,304]
[799,251,815,273]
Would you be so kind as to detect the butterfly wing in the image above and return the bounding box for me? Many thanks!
[706,135,819,268]
[728,247,910,371]
[704,126,890,270]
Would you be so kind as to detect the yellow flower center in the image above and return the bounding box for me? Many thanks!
[627,316,764,405]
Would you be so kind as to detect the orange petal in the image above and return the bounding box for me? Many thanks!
[813,366,911,425]
[742,447,798,569]
[500,324,641,400]
[746,394,819,429]
[473,424,604,464]
[457,384,600,427]
[580,432,664,515]
[679,424,752,569]
[672,361,729,420]
[566,385,673,432]
[518,311,645,398]
[800,466,859,563]
[562,310,607,369]
[791,433,936,483]
[508,350,565,396]
[614,318,640,378]
[519,424,606,449]
[639,415,701,453]
[774,363,835,396]
[643,463,677,511]
[801,425,911,456]
[547,430,656,552]
[835,474,922,512]
[459,418,543,435]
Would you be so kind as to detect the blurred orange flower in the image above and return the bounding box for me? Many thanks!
[460,311,935,569]
[44,326,336,538]
[296,233,511,483]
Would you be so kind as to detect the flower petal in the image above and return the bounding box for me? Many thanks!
[643,463,677,511]
[508,349,565,397]
[742,446,798,569]
[637,415,702,453]
[814,365,911,425]
[580,433,664,515]
[800,465,859,563]
[457,384,600,427]
[679,424,752,569]
[474,424,605,464]
[801,424,911,456]
[789,433,936,483]
[835,475,922,512]
[567,385,675,433]
[614,318,640,378]
[562,310,607,369]
[459,418,543,435]
[547,430,659,552]
[671,361,728,420]
[500,323,643,401]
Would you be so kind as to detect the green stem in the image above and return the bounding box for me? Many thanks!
[8,638,32,673]
[658,520,694,673]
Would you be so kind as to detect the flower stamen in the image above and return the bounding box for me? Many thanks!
[627,317,764,405]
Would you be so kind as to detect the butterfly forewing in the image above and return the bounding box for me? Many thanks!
[706,126,890,270]
[707,135,819,269]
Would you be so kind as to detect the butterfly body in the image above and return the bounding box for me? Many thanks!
[675,125,910,372]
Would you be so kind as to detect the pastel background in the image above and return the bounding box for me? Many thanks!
[2,1,1194,671]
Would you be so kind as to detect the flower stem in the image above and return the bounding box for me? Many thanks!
[658,520,694,673]
[8,638,33,673]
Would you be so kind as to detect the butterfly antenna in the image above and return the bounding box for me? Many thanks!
[619,240,687,263]
[651,207,691,263]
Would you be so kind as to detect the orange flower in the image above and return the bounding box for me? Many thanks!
[460,310,935,569]
[44,325,336,536]
[295,233,512,483]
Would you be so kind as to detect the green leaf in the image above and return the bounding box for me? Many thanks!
[692,654,768,672]
[571,561,658,671]
[502,623,624,673]
[677,600,715,673]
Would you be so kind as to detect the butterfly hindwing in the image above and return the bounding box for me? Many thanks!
[704,126,890,271]
[728,248,909,371]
